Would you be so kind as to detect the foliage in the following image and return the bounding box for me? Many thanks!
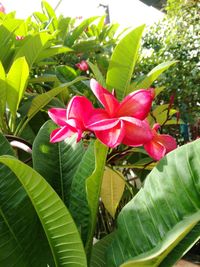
[135,0,200,126]
[0,1,199,266]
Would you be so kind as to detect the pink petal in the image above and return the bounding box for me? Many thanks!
[116,89,154,120]
[86,108,120,131]
[122,117,153,146]
[67,96,94,126]
[48,108,67,126]
[88,118,120,131]
[50,125,76,143]
[144,139,166,161]
[90,79,119,116]
[156,134,177,153]
[95,120,125,148]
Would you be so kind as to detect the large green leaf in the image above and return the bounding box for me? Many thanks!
[32,120,85,205]
[0,19,23,68]
[66,17,98,47]
[35,46,73,62]
[130,61,177,91]
[85,140,108,258]
[106,25,145,100]
[106,139,200,267]
[13,32,51,68]
[17,77,85,135]
[90,233,115,267]
[0,156,87,267]
[41,0,58,31]
[6,57,29,119]
[0,134,54,266]
[0,62,6,129]
[69,141,96,244]
[101,167,125,218]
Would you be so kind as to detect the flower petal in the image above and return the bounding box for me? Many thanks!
[48,108,67,126]
[122,117,153,146]
[95,120,125,148]
[90,79,119,116]
[144,139,166,161]
[156,134,177,153]
[50,125,76,143]
[67,96,94,126]
[116,89,154,119]
[88,118,120,131]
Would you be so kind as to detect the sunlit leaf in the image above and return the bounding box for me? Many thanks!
[101,167,125,218]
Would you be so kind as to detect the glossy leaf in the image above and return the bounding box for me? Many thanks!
[6,57,29,118]
[0,136,54,266]
[66,17,98,47]
[106,25,145,100]
[88,61,106,87]
[0,18,23,67]
[13,32,51,68]
[131,61,177,90]
[69,141,96,244]
[85,140,108,257]
[18,76,85,135]
[0,62,6,128]
[101,167,125,218]
[90,233,115,267]
[35,46,73,62]
[41,0,58,31]
[32,120,85,205]
[106,139,200,267]
[0,156,87,267]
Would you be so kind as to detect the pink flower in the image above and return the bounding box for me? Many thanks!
[75,60,89,72]
[144,123,177,161]
[16,35,24,40]
[86,79,154,148]
[48,96,94,143]
[0,3,5,13]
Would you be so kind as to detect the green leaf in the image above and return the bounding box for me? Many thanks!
[32,120,85,205]
[85,140,108,258]
[0,62,6,127]
[0,156,87,267]
[131,61,177,90]
[41,0,58,31]
[101,167,125,218]
[69,141,96,244]
[0,132,15,156]
[0,141,54,266]
[73,39,100,53]
[0,18,23,67]
[66,17,98,47]
[90,233,115,267]
[106,25,145,100]
[88,61,106,87]
[160,222,200,267]
[6,57,29,118]
[13,32,51,68]
[17,76,86,135]
[35,46,73,62]
[106,139,200,267]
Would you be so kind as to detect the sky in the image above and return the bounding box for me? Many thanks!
[0,0,164,29]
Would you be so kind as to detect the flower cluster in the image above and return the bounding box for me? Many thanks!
[48,79,177,160]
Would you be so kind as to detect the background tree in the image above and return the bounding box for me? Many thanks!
[135,0,200,139]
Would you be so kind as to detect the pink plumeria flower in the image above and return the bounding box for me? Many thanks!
[48,96,94,143]
[86,79,154,148]
[0,3,5,13]
[144,123,177,161]
[75,60,89,72]
[16,35,24,40]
